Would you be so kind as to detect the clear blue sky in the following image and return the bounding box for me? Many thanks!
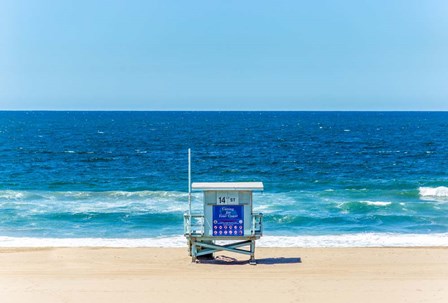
[1,0,447,110]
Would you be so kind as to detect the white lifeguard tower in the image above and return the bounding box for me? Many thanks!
[184,151,264,264]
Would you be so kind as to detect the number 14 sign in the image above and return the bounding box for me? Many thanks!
[216,191,239,205]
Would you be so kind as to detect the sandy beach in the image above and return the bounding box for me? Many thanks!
[0,247,447,303]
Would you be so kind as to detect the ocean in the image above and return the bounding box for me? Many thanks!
[1,111,447,247]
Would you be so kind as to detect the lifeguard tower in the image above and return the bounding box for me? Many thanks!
[184,181,264,264]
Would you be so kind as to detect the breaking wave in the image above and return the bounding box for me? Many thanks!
[419,186,448,198]
[1,189,447,239]
[0,190,199,214]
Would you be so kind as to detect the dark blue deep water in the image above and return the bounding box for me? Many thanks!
[1,111,448,246]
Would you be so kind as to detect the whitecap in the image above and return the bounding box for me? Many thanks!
[360,201,392,207]
[0,190,25,200]
[0,190,201,214]
[419,186,448,198]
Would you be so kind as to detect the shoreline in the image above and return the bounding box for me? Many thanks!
[1,247,447,303]
[1,233,448,248]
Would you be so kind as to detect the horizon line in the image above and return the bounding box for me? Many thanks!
[1,109,448,112]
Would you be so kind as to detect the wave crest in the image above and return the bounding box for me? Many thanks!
[419,186,448,198]
[360,201,392,207]
[0,190,198,214]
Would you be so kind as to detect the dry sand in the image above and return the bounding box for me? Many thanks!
[1,247,447,303]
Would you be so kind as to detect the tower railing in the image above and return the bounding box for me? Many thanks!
[184,212,263,237]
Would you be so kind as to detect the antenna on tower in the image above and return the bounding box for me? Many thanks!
[188,148,192,217]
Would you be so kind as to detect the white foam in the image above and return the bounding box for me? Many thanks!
[258,233,448,247]
[419,186,448,198]
[0,190,25,200]
[1,233,447,248]
[0,190,202,214]
[0,236,187,248]
[360,201,392,207]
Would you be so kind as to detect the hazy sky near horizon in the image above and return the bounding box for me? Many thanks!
[1,1,448,110]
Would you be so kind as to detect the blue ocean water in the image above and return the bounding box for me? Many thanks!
[0,111,448,246]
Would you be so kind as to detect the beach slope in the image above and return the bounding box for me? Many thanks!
[0,247,447,303]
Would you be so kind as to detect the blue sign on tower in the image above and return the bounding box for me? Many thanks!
[212,205,244,236]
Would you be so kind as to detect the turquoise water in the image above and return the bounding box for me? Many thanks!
[1,111,447,246]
